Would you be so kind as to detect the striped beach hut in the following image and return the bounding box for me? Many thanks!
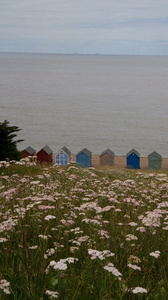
[100,149,114,166]
[37,145,53,164]
[126,148,140,169]
[22,146,36,158]
[148,151,162,169]
[76,148,92,167]
[55,146,71,165]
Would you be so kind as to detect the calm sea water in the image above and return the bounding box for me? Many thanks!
[0,53,168,156]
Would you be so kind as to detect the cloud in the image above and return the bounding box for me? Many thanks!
[0,0,168,54]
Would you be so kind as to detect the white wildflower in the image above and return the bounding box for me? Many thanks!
[45,290,59,298]
[29,245,38,250]
[88,249,115,260]
[0,279,11,294]
[50,261,67,271]
[38,234,48,240]
[54,262,67,271]
[44,215,56,221]
[101,206,114,212]
[104,263,122,279]
[77,235,89,243]
[142,212,161,227]
[127,264,141,271]
[98,230,110,239]
[136,227,146,232]
[82,218,101,225]
[63,257,78,264]
[149,250,160,258]
[0,238,8,243]
[163,226,168,230]
[49,257,78,271]
[132,287,147,294]
[129,222,137,226]
[30,180,40,185]
[44,248,55,259]
[126,234,138,241]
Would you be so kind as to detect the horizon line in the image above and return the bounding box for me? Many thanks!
[0,51,167,57]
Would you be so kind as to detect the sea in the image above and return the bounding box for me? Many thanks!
[0,53,168,157]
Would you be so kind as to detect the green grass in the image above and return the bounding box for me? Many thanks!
[0,158,168,299]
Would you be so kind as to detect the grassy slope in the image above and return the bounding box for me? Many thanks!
[0,160,168,299]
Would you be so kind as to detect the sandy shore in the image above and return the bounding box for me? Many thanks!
[52,154,168,170]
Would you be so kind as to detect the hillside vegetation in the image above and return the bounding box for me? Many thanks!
[0,158,168,299]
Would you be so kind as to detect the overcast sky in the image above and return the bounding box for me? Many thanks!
[0,0,168,55]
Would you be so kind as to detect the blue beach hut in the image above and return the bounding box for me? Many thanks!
[126,148,140,169]
[76,148,92,167]
[55,146,71,165]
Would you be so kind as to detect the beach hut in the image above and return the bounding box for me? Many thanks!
[148,151,162,169]
[37,145,53,164]
[100,149,114,166]
[126,148,140,169]
[55,146,71,165]
[76,148,92,167]
[22,146,36,158]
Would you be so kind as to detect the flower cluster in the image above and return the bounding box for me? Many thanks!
[0,279,11,295]
[104,263,122,280]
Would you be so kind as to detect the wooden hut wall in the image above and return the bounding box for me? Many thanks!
[100,153,114,166]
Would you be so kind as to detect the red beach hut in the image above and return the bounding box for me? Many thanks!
[22,146,36,158]
[37,145,53,164]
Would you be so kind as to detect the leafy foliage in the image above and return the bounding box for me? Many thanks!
[0,120,23,161]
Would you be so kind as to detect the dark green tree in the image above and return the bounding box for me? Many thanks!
[0,120,24,161]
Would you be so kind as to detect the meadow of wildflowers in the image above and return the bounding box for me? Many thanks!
[0,157,168,299]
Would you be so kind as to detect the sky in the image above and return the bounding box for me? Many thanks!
[0,0,168,55]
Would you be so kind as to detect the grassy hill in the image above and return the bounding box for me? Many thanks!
[0,158,168,299]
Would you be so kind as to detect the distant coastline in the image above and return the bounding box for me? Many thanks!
[0,51,166,57]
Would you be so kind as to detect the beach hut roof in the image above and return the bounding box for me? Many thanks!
[77,148,92,157]
[126,148,140,158]
[43,145,53,155]
[148,151,162,159]
[100,149,114,157]
[61,146,71,156]
[24,146,35,155]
